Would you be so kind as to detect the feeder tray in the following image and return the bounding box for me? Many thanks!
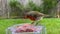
[6,24,46,34]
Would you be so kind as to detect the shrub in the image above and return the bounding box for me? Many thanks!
[9,0,24,18]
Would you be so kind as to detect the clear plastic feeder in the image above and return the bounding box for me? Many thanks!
[6,24,46,34]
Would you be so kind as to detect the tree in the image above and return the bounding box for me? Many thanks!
[9,0,24,18]
[26,1,42,12]
[42,0,58,17]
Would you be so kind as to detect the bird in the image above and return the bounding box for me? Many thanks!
[24,11,45,25]
[25,11,45,20]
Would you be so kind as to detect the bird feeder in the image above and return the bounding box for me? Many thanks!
[6,11,47,34]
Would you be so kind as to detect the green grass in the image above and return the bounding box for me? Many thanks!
[0,18,60,34]
[41,18,60,34]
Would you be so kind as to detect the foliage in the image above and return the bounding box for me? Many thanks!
[9,0,24,17]
[9,0,24,10]
[9,0,58,18]
[26,1,42,12]
[42,0,58,14]
[9,0,19,8]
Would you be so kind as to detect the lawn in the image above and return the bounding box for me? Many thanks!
[0,18,60,34]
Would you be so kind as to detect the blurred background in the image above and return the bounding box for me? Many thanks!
[0,0,59,19]
[0,0,60,34]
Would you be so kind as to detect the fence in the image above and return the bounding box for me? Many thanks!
[0,0,43,18]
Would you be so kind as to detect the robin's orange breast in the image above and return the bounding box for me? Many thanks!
[25,15,36,21]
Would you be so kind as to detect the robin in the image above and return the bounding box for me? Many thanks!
[24,11,45,25]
